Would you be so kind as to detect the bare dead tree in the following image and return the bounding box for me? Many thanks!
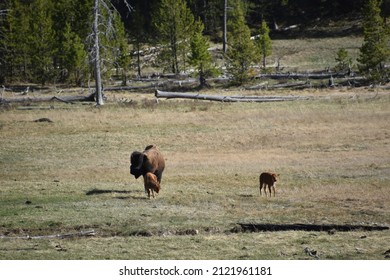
[223,0,228,53]
[92,0,103,105]
[88,0,132,106]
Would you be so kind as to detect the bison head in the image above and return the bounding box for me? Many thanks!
[130,151,145,179]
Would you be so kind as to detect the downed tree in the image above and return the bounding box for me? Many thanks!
[155,90,308,102]
[0,92,96,104]
[105,78,198,92]
[247,80,310,90]
[256,71,352,80]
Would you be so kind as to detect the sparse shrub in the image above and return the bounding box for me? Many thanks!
[334,48,352,72]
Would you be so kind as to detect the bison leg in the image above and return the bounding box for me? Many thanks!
[146,189,151,199]
[268,185,272,197]
[156,171,163,184]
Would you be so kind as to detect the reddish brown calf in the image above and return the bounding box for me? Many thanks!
[259,172,278,197]
[144,172,160,199]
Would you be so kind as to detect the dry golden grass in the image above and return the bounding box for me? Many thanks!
[0,88,389,259]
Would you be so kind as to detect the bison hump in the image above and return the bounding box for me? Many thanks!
[144,144,156,151]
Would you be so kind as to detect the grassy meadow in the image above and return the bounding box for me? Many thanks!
[0,86,389,260]
[271,36,363,71]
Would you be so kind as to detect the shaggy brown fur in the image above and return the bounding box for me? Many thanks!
[144,172,160,199]
[259,172,278,197]
[130,145,165,184]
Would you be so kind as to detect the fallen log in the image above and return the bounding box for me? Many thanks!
[256,71,352,80]
[105,84,161,91]
[155,90,307,102]
[237,223,389,232]
[0,92,95,104]
[247,80,310,90]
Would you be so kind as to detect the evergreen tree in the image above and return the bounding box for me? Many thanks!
[358,0,390,84]
[154,0,196,74]
[225,0,256,85]
[62,23,88,85]
[129,4,147,78]
[112,13,130,86]
[3,0,31,82]
[188,19,217,87]
[202,0,223,39]
[29,0,55,85]
[334,48,352,72]
[52,0,92,84]
[255,20,272,69]
[0,2,8,82]
[3,0,55,84]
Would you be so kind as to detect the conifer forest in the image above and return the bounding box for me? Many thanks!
[0,0,389,87]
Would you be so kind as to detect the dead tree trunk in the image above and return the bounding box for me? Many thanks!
[93,0,104,106]
[223,0,228,54]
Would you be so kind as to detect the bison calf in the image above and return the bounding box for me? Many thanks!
[144,172,160,199]
[259,172,278,197]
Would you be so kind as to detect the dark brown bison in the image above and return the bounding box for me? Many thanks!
[259,172,278,197]
[144,172,160,199]
[130,145,165,185]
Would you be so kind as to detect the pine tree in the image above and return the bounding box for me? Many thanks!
[3,0,55,85]
[62,23,88,85]
[29,0,55,85]
[202,0,222,39]
[129,4,147,78]
[255,20,272,69]
[225,0,256,85]
[2,0,124,88]
[154,0,196,74]
[3,0,32,82]
[112,13,130,86]
[358,0,390,84]
[52,0,92,83]
[188,20,217,88]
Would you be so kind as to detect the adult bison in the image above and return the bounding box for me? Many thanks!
[130,145,165,184]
